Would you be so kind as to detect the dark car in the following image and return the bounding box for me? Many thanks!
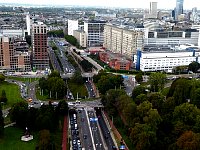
[83,134,87,139]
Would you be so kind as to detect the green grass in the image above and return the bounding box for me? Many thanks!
[0,126,38,150]
[0,81,23,108]
[68,81,88,99]
[6,76,39,83]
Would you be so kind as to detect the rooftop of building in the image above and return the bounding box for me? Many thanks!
[142,44,200,53]
[85,20,107,23]
[101,50,131,62]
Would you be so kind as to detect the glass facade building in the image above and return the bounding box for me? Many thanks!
[176,0,184,19]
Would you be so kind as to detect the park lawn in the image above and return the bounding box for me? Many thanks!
[0,126,38,150]
[6,76,39,83]
[0,81,23,108]
[68,81,88,99]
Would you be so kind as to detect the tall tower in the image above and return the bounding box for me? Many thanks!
[148,2,157,19]
[32,22,49,70]
[26,12,31,35]
[176,0,184,20]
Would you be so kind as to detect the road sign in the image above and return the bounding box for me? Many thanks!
[90,118,98,122]
[122,75,128,79]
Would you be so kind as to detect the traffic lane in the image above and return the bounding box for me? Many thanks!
[88,110,104,150]
[97,113,115,149]
[85,81,95,98]
[78,109,94,150]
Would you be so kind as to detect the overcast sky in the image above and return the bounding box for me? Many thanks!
[1,0,200,9]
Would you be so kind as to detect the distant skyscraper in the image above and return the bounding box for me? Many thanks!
[176,0,184,20]
[144,2,157,19]
[150,2,157,18]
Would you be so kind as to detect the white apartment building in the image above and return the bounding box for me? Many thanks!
[103,24,144,58]
[133,49,200,72]
[73,30,87,48]
[84,20,106,47]
[68,20,78,36]
[144,30,200,46]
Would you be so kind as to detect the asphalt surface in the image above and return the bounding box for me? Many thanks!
[88,110,105,150]
[77,108,94,150]
[96,109,115,150]
[54,40,75,74]
[48,45,62,73]
[85,80,96,98]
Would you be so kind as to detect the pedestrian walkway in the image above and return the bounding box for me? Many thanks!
[4,122,16,128]
[62,116,68,150]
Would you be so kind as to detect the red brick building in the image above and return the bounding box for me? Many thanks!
[99,52,131,70]
[32,22,49,70]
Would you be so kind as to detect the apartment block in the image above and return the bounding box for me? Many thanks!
[32,22,49,70]
[103,24,144,59]
[73,30,87,48]
[0,36,31,71]
[99,52,131,70]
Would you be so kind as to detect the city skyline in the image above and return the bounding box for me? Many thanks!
[1,0,200,9]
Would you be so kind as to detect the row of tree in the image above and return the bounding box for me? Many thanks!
[9,100,68,149]
[97,71,200,150]
[39,71,67,99]
[47,30,64,38]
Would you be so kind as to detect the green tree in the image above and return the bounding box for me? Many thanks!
[0,74,5,83]
[148,92,165,113]
[168,78,191,105]
[47,77,66,99]
[52,45,58,50]
[10,101,28,128]
[188,61,200,73]
[0,90,7,103]
[135,73,143,83]
[70,71,84,84]
[132,85,147,100]
[192,88,200,108]
[37,129,54,150]
[0,105,4,138]
[56,100,68,116]
[134,94,147,105]
[130,123,157,150]
[176,131,200,150]
[39,77,48,91]
[149,72,167,92]
[173,103,200,126]
[48,70,61,79]
[64,35,78,47]
[47,30,64,37]
[35,105,57,131]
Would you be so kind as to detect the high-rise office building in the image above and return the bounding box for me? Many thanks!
[150,2,157,18]
[84,20,106,47]
[32,22,49,70]
[144,2,157,19]
[176,0,184,20]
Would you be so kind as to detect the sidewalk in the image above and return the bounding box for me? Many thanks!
[62,116,68,150]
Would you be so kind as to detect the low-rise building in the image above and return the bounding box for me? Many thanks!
[99,52,131,70]
[134,46,200,73]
